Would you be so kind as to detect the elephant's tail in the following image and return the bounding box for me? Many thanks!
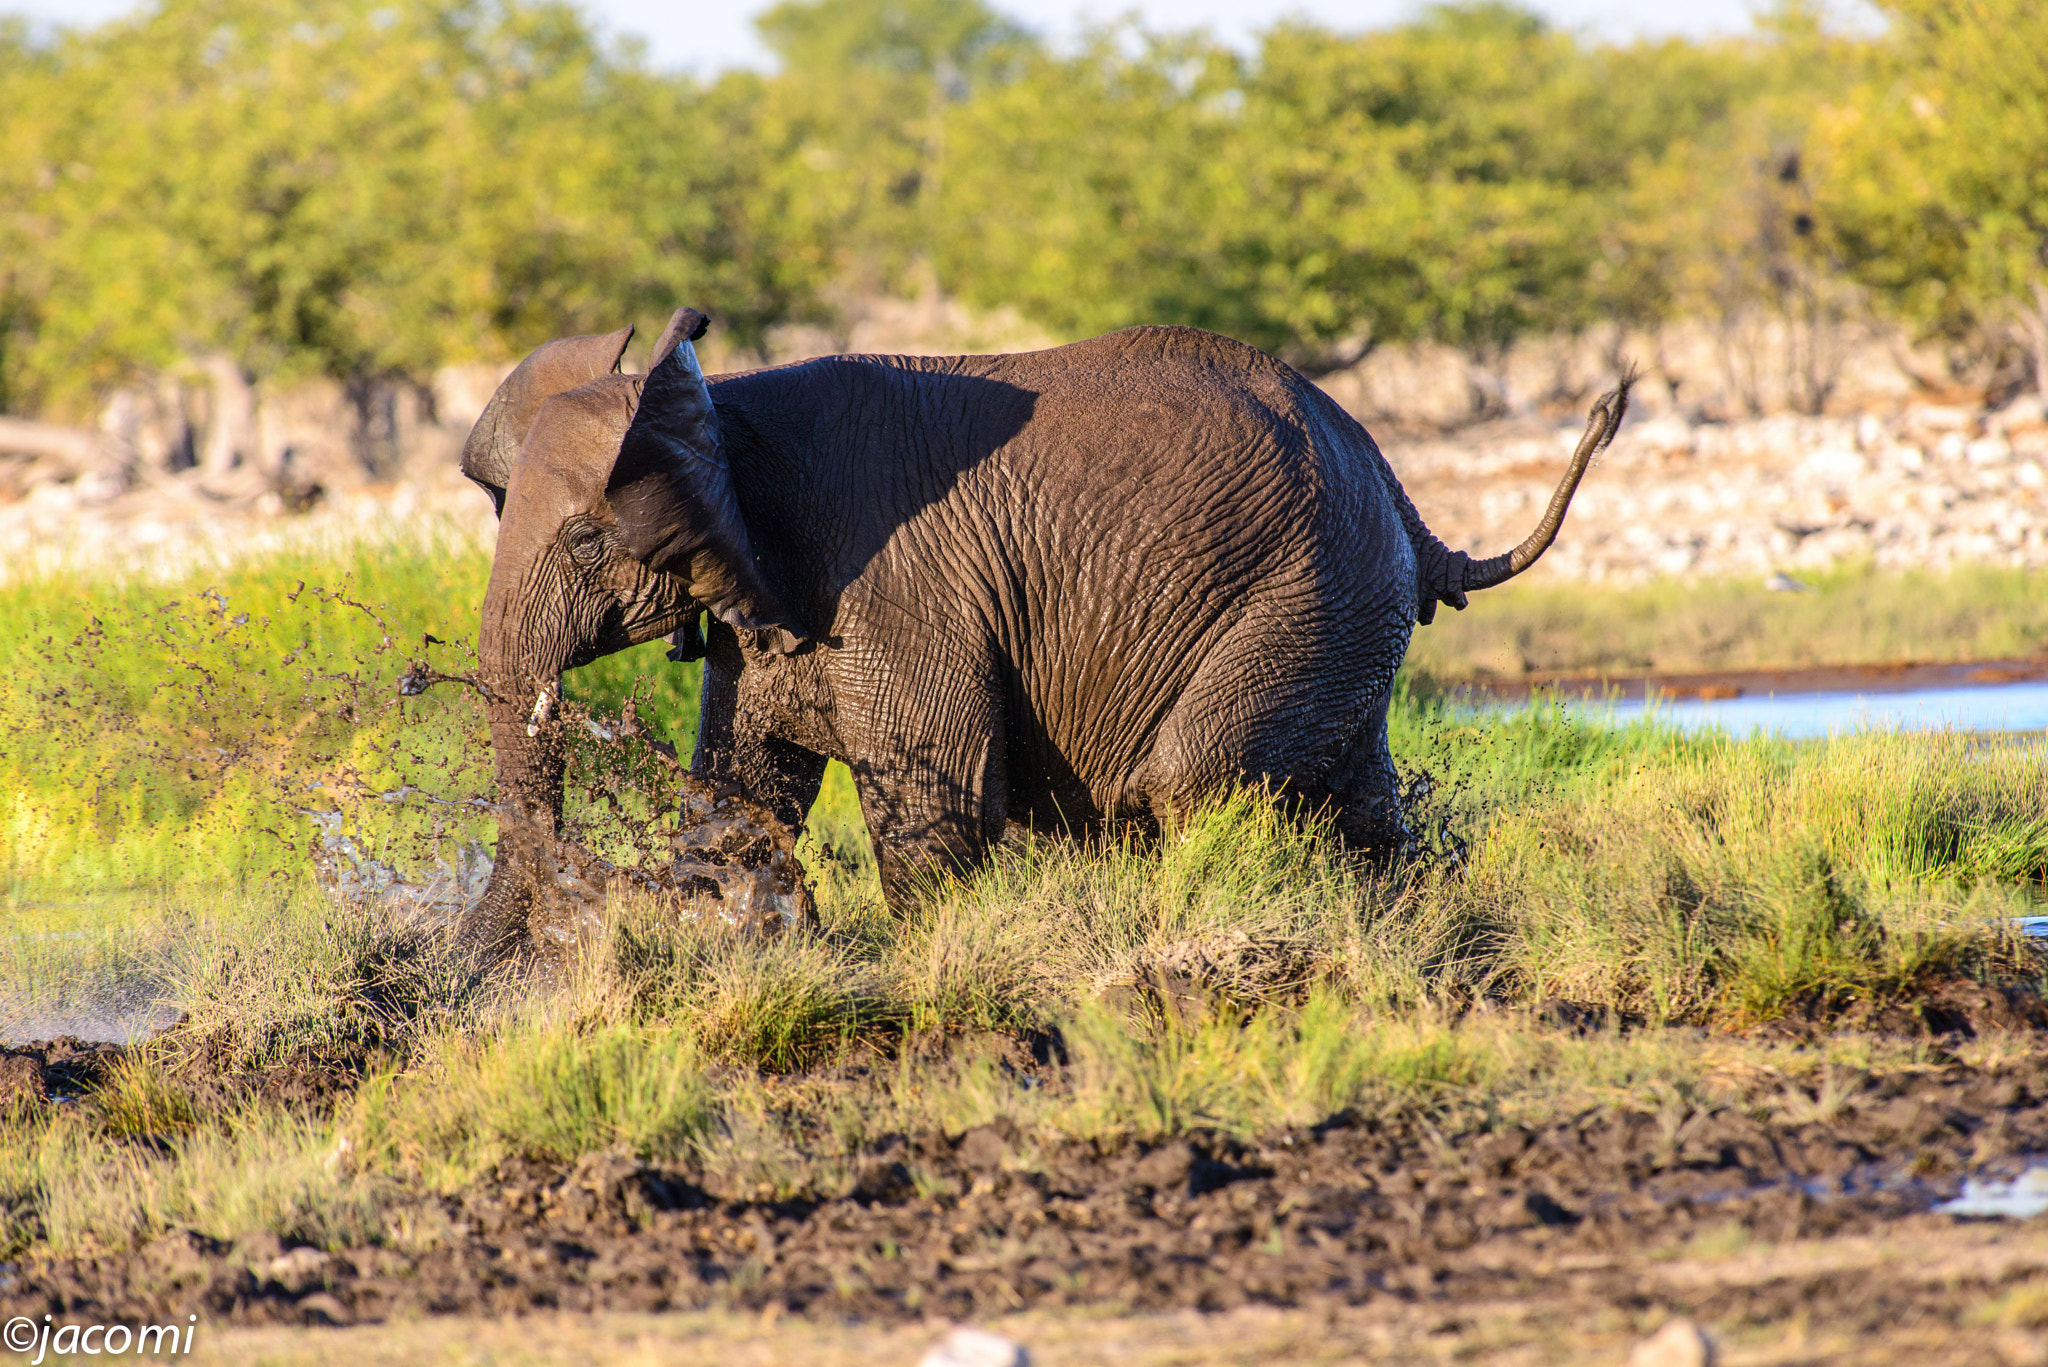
[1409,371,1632,624]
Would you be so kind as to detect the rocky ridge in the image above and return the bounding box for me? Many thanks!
[8,327,2048,586]
[1398,394,2048,584]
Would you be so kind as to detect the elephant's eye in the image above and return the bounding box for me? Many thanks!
[565,523,608,566]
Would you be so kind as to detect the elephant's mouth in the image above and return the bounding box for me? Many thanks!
[562,598,696,671]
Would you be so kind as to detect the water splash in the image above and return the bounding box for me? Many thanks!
[303,808,492,922]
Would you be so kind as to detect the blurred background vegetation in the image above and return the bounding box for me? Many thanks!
[1,0,2045,421]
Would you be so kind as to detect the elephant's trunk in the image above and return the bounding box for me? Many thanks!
[461,557,570,958]
[1413,374,1632,622]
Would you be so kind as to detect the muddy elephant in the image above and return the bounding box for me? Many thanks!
[456,307,1627,950]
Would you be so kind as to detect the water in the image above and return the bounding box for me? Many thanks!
[1934,1165,2048,1219]
[1477,677,2048,740]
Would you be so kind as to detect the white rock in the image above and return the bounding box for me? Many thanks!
[1629,415,1697,451]
[1796,447,1870,485]
[918,1328,1031,1367]
[1906,403,1977,431]
[1627,1318,1716,1367]
[2020,462,2045,489]
[1968,436,2014,466]
[265,1246,333,1280]
[1995,394,2048,430]
[1655,545,1698,575]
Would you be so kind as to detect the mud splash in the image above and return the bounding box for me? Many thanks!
[466,773,816,957]
[9,582,815,1003]
[312,661,818,960]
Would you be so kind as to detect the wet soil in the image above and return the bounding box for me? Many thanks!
[0,1036,119,1107]
[4,1031,373,1114]
[13,1047,2048,1354]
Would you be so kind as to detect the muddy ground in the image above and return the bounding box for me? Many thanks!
[11,1009,2048,1362]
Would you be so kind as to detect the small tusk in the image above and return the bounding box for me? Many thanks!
[526,688,552,737]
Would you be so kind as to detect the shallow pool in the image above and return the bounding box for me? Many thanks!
[1559,678,2048,739]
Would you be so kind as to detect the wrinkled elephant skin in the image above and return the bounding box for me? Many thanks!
[458,308,1628,947]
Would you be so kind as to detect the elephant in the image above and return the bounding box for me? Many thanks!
[455,305,1628,953]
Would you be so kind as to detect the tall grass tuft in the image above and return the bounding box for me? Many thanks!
[597,902,895,1071]
[357,1019,716,1188]
[1438,729,2044,1022]
[11,1106,378,1254]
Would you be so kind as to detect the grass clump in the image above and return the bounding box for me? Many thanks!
[4,1105,378,1256]
[84,1053,202,1143]
[1055,992,1489,1140]
[596,909,895,1072]
[1441,730,2046,1023]
[357,1020,715,1189]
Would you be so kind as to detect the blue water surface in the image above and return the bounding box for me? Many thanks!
[1558,679,2048,740]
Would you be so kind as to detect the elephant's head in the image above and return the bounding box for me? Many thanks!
[460,309,806,947]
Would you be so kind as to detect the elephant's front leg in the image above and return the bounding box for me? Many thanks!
[846,669,1008,906]
[690,622,829,830]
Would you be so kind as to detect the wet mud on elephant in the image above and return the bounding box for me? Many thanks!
[455,307,1629,956]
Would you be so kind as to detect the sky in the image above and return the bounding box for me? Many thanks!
[0,0,1816,74]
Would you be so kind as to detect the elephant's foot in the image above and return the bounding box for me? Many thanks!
[451,777,818,973]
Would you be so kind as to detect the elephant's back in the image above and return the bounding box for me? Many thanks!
[978,325,1397,614]
[934,329,1409,817]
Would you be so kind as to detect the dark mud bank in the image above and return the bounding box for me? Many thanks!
[13,1056,2048,1334]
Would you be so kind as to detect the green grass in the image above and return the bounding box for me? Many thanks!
[5,542,2048,1260]
[1410,560,2048,681]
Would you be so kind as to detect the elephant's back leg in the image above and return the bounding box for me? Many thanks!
[1129,597,1408,830]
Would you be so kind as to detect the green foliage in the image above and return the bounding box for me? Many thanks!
[929,6,1680,376]
[1814,0,2048,392]
[0,530,497,895]
[0,525,713,901]
[16,0,2039,419]
[0,0,832,415]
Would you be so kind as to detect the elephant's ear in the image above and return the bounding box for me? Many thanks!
[647,305,709,368]
[607,311,809,651]
[462,326,634,516]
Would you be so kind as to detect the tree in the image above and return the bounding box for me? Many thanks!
[753,0,1036,295]
[1815,0,2048,397]
[0,0,833,417]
